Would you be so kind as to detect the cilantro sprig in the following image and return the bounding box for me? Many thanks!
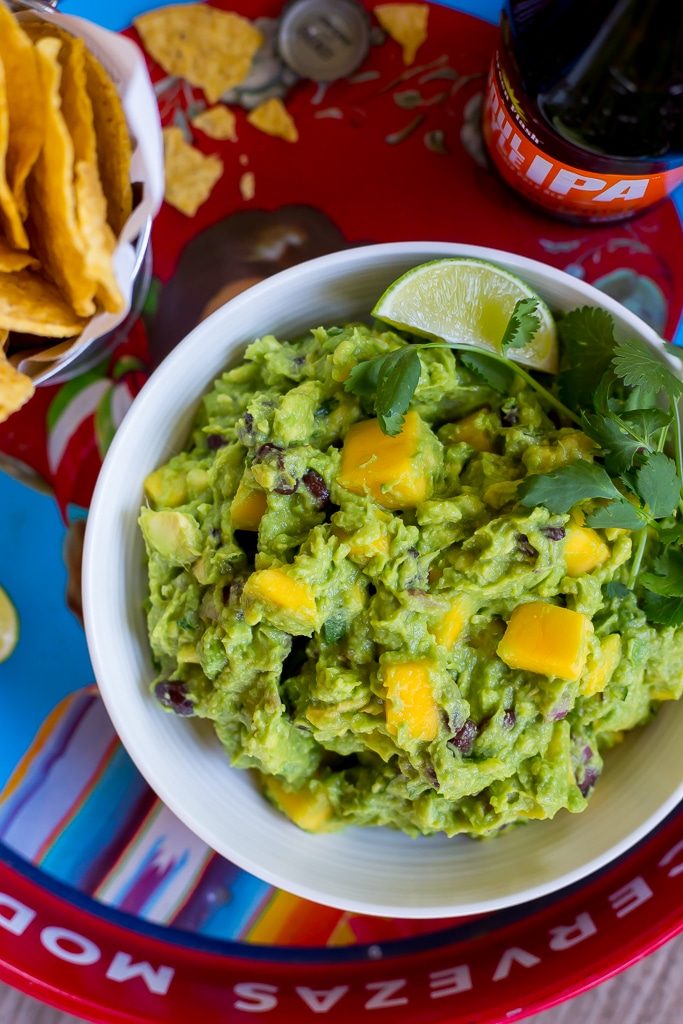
[346,297,577,435]
[345,296,683,623]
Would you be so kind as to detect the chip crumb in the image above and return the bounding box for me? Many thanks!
[163,126,224,217]
[247,98,298,143]
[240,171,255,201]
[192,105,237,141]
[135,5,262,104]
[375,4,429,65]
[0,350,34,424]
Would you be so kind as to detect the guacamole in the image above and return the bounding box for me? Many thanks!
[140,323,683,837]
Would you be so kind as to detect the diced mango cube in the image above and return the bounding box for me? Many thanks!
[564,525,609,577]
[333,516,391,563]
[242,567,318,635]
[337,411,436,509]
[231,477,267,531]
[144,466,188,508]
[497,601,593,681]
[444,411,494,452]
[581,634,621,697]
[382,659,439,742]
[432,594,473,649]
[263,777,332,832]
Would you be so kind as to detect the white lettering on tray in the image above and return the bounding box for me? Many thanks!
[609,877,654,918]
[659,840,683,877]
[549,912,597,950]
[364,979,408,1009]
[40,926,100,966]
[429,964,473,998]
[233,982,279,1013]
[493,947,541,981]
[0,893,36,936]
[295,987,349,1013]
[106,952,175,995]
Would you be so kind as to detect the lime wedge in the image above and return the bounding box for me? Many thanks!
[372,258,559,373]
[0,586,18,663]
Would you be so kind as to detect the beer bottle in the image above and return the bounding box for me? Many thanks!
[483,0,683,222]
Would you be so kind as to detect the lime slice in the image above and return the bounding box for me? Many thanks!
[372,258,559,373]
[0,586,18,663]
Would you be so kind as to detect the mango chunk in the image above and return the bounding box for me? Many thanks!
[581,634,621,697]
[445,411,494,452]
[333,510,391,563]
[497,601,593,681]
[242,567,318,635]
[337,411,436,509]
[564,525,609,577]
[144,466,188,508]
[432,594,472,649]
[382,659,439,742]
[231,477,267,531]
[263,777,332,832]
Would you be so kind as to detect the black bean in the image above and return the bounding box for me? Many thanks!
[502,709,516,729]
[542,526,566,541]
[207,434,227,450]
[302,469,330,508]
[582,744,593,763]
[154,681,195,716]
[448,718,478,755]
[516,533,538,559]
[254,442,284,467]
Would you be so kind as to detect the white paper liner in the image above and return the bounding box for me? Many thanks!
[14,8,164,381]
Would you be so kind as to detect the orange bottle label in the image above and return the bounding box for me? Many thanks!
[483,58,683,221]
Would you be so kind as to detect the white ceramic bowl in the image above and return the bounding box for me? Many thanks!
[83,242,683,919]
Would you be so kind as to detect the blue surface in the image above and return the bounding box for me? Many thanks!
[60,0,500,30]
[0,474,93,787]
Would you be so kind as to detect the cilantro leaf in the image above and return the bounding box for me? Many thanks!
[459,350,515,394]
[580,412,644,475]
[321,615,347,644]
[375,347,421,435]
[612,336,683,400]
[518,461,622,514]
[641,551,683,597]
[500,297,540,352]
[345,354,384,401]
[604,581,632,599]
[634,452,681,519]
[642,592,683,627]
[619,407,672,440]
[557,307,617,410]
[586,499,645,531]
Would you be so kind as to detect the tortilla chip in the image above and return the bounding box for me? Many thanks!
[75,160,123,313]
[0,350,34,424]
[0,268,86,336]
[375,4,429,65]
[134,5,262,104]
[0,56,29,250]
[239,171,255,202]
[22,20,133,237]
[84,48,133,235]
[0,328,7,350]
[192,105,237,141]
[57,35,98,167]
[0,236,38,272]
[0,5,44,220]
[163,126,223,217]
[27,38,95,318]
[246,98,298,143]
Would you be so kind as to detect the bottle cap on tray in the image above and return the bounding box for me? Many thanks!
[277,0,370,82]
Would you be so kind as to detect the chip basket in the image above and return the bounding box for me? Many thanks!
[8,0,162,386]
